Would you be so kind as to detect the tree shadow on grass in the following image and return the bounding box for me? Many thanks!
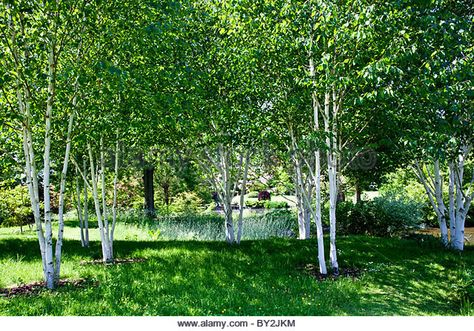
[0,236,472,315]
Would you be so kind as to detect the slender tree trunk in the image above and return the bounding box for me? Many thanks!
[303,205,311,239]
[294,159,306,240]
[143,167,155,215]
[110,130,120,257]
[162,182,170,206]
[295,182,305,239]
[325,92,339,275]
[452,150,466,251]
[42,44,56,289]
[355,183,362,204]
[236,151,250,244]
[448,162,456,243]
[219,146,235,244]
[311,79,328,275]
[433,160,449,246]
[88,141,113,263]
[22,126,46,279]
[83,159,89,246]
[53,111,74,284]
[76,170,85,247]
[100,137,110,243]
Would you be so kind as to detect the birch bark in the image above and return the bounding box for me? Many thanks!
[236,151,250,244]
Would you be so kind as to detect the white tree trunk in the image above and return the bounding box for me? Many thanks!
[53,111,75,282]
[415,149,473,251]
[303,206,311,239]
[100,136,110,246]
[294,158,307,240]
[325,92,339,275]
[236,151,250,244]
[43,45,56,289]
[448,162,456,243]
[311,78,328,275]
[110,130,120,256]
[83,159,89,246]
[434,160,449,246]
[76,170,85,247]
[88,141,113,263]
[219,146,235,244]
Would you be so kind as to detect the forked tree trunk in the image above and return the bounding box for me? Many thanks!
[415,147,473,251]
[87,141,113,263]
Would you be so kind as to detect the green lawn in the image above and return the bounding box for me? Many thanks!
[0,221,472,316]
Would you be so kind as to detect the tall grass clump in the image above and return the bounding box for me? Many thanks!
[118,209,295,241]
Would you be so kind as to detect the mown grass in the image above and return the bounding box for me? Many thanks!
[0,219,472,316]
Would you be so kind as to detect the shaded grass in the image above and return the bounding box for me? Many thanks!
[0,223,473,316]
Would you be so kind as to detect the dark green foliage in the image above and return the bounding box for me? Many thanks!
[336,198,423,237]
[467,208,474,228]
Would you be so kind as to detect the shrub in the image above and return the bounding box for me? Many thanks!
[263,201,288,209]
[336,197,423,237]
[246,199,264,208]
[258,190,271,201]
[247,191,259,199]
[0,184,34,230]
[169,191,204,214]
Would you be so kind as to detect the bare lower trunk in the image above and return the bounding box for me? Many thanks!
[110,130,120,256]
[449,162,456,243]
[303,206,311,239]
[42,44,56,289]
[325,92,339,275]
[76,171,85,247]
[236,151,250,244]
[415,149,472,250]
[143,167,155,215]
[294,166,306,240]
[220,146,235,244]
[100,137,110,246]
[53,112,74,283]
[83,159,89,246]
[311,79,327,275]
[314,149,327,275]
[88,141,113,263]
[433,160,449,245]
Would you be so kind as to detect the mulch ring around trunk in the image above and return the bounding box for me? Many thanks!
[298,263,364,281]
[0,278,96,298]
[80,258,146,266]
